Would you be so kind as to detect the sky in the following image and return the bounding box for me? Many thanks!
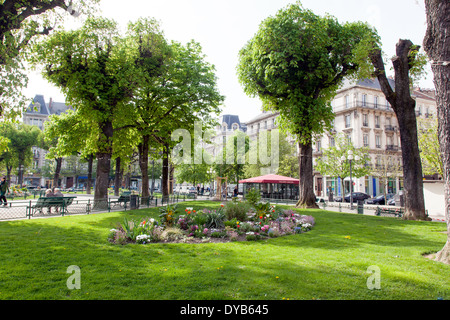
[24,0,433,123]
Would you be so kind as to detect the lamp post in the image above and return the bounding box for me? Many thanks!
[341,150,360,210]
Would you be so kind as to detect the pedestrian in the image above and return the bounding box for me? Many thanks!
[0,177,10,206]
[45,189,56,214]
[233,186,238,197]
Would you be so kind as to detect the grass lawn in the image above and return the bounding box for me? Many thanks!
[0,200,448,300]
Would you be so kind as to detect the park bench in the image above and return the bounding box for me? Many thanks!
[110,192,133,207]
[30,197,76,216]
[375,207,403,218]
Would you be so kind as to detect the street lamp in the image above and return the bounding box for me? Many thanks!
[341,150,360,210]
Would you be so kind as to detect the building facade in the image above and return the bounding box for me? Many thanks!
[22,95,76,188]
[221,78,437,198]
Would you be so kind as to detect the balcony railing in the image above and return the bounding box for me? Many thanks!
[333,101,395,113]
[385,125,397,132]
[386,145,400,152]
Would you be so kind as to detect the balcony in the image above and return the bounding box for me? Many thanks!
[385,125,397,132]
[386,145,400,152]
[333,101,395,114]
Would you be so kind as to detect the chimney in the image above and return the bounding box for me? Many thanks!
[49,98,53,111]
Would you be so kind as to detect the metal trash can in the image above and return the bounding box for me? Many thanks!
[357,200,364,214]
[130,195,139,209]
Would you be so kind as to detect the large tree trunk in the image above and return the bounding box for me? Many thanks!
[114,157,121,197]
[86,154,94,195]
[424,0,450,264]
[94,121,113,208]
[53,157,62,188]
[370,39,427,221]
[162,142,170,200]
[138,135,150,203]
[296,141,319,209]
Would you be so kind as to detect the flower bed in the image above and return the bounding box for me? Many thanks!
[108,203,315,245]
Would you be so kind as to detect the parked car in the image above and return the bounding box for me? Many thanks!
[365,193,394,205]
[342,192,371,203]
[388,192,404,206]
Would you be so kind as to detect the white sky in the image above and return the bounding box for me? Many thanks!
[24,0,433,123]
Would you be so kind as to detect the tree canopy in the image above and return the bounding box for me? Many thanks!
[237,1,378,208]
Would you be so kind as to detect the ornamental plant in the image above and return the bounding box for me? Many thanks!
[159,204,179,227]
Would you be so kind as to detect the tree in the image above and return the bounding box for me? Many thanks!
[417,117,443,177]
[43,109,99,193]
[315,133,370,197]
[214,130,250,187]
[0,122,40,185]
[0,0,99,121]
[237,2,377,208]
[371,152,403,197]
[123,19,223,199]
[369,39,429,220]
[423,0,450,263]
[32,17,135,205]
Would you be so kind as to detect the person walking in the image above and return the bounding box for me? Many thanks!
[0,177,10,206]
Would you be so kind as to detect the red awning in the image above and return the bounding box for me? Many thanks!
[239,174,299,185]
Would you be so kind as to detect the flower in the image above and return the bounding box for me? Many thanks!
[220,204,224,207]
[345,235,351,240]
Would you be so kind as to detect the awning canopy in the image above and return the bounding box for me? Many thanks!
[239,174,299,185]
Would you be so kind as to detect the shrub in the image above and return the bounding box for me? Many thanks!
[224,201,250,221]
[211,231,227,238]
[161,227,185,242]
[245,188,260,207]
[159,204,179,227]
[204,209,226,229]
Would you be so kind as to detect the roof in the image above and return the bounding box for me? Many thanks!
[26,95,49,115]
[239,174,299,185]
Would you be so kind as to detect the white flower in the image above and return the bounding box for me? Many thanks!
[246,232,255,235]
[110,229,118,233]
[136,234,150,241]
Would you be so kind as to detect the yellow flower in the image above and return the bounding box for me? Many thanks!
[345,236,351,240]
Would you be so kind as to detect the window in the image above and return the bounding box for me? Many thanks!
[375,116,380,128]
[345,114,351,128]
[362,94,367,106]
[347,134,352,144]
[375,135,381,148]
[374,96,378,108]
[232,124,238,131]
[329,137,335,148]
[316,140,321,152]
[363,114,369,127]
[363,134,369,147]
[345,95,350,108]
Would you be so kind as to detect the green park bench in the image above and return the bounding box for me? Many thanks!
[110,192,133,207]
[29,197,76,216]
[375,207,403,218]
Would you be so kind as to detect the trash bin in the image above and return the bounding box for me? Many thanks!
[357,200,364,214]
[130,195,139,209]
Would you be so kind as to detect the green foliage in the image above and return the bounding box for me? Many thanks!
[159,204,179,227]
[418,117,443,176]
[237,1,379,144]
[223,200,250,221]
[245,188,261,208]
[204,209,226,229]
[315,133,371,180]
